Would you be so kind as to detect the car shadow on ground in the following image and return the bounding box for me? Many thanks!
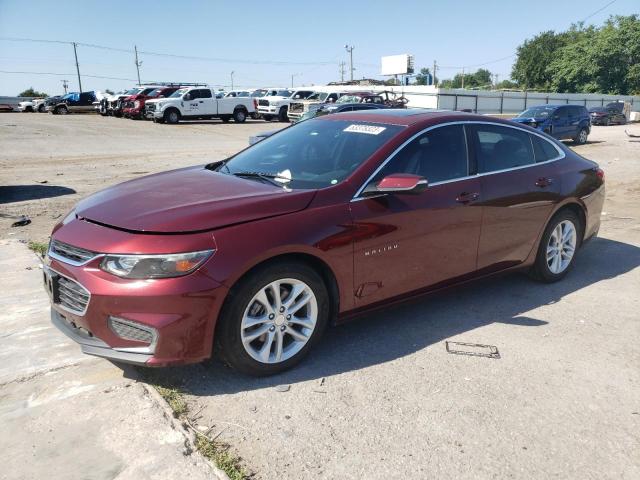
[130,237,640,395]
[173,120,274,126]
[0,185,76,204]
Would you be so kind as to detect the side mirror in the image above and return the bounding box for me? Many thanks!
[362,173,427,196]
[183,93,192,101]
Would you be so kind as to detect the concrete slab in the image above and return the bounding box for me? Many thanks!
[0,239,222,480]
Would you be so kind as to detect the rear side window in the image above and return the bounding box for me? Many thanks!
[555,107,568,119]
[374,125,468,184]
[473,124,535,173]
[188,90,200,99]
[199,89,212,99]
[531,135,560,162]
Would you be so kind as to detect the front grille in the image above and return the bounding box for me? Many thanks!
[50,240,97,265]
[109,317,156,344]
[146,103,156,112]
[57,275,90,315]
[258,99,269,106]
[289,103,303,113]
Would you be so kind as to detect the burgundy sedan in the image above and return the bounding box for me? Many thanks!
[44,110,605,375]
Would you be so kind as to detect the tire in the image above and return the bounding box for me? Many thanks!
[529,209,582,283]
[233,109,247,123]
[604,118,610,126]
[37,104,45,113]
[56,105,68,115]
[164,109,180,124]
[216,261,330,376]
[263,114,273,121]
[220,115,231,123]
[25,106,34,113]
[278,106,289,122]
[574,127,588,145]
[251,112,259,119]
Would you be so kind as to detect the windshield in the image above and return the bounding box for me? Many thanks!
[251,89,268,97]
[220,119,403,189]
[170,88,189,98]
[275,90,293,97]
[306,92,329,101]
[337,95,362,104]
[589,107,607,113]
[517,106,556,119]
[125,88,142,95]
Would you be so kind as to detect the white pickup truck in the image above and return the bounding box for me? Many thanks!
[148,86,256,124]
[256,89,315,122]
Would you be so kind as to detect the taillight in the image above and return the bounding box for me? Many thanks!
[253,99,257,109]
[595,167,605,181]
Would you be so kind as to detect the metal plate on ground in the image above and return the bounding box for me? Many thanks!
[445,341,500,359]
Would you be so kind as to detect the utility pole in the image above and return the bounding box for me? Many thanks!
[134,45,142,85]
[230,71,234,90]
[339,61,346,82]
[461,66,465,89]
[291,73,300,88]
[494,73,499,89]
[344,45,354,81]
[61,79,69,94]
[433,60,437,87]
[72,42,82,93]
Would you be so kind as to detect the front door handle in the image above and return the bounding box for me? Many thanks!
[535,177,554,188]
[456,192,480,204]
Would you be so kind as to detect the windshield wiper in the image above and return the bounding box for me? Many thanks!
[231,171,288,188]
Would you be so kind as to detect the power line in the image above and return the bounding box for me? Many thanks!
[0,70,138,82]
[580,0,617,23]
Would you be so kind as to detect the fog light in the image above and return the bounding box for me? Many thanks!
[108,317,157,353]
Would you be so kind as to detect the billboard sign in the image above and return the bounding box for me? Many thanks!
[381,54,415,75]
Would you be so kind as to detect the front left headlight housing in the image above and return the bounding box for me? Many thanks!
[100,250,214,279]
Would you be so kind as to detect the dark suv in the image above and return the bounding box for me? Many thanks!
[589,102,627,126]
[512,105,591,144]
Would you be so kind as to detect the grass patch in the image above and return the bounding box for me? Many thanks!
[149,379,247,479]
[28,240,48,257]
[154,385,188,418]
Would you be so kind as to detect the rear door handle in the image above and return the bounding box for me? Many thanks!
[456,192,480,204]
[535,177,554,188]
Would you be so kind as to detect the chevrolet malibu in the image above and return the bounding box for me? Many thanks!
[45,110,605,376]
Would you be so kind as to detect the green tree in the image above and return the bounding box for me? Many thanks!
[511,30,568,90]
[415,67,434,85]
[18,87,48,97]
[495,79,519,90]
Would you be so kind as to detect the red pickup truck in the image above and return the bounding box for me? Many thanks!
[123,85,183,120]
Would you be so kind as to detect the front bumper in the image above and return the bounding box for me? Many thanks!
[45,221,228,366]
[258,106,279,114]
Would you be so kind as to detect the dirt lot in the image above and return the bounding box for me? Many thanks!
[2,113,639,479]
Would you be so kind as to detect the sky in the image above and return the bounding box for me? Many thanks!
[1,0,638,96]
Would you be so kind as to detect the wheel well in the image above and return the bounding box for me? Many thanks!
[225,253,340,323]
[164,107,180,117]
[556,203,586,244]
[234,105,247,112]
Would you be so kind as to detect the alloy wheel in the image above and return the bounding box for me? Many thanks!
[240,278,318,364]
[579,129,588,143]
[546,220,577,274]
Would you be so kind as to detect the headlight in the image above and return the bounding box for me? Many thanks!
[134,100,140,108]
[100,250,214,279]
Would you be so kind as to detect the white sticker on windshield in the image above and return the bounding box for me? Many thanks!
[343,124,386,135]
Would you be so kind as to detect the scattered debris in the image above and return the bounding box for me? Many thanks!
[11,216,31,227]
[625,129,639,138]
[36,180,48,184]
[446,341,500,359]
[250,406,257,413]
[319,377,325,387]
[275,384,290,393]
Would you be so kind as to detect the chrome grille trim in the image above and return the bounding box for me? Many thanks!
[258,99,269,106]
[49,240,100,266]
[49,268,91,316]
[108,317,158,354]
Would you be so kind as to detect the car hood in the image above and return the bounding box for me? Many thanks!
[75,166,317,233]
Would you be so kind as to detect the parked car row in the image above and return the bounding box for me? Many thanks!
[512,102,628,145]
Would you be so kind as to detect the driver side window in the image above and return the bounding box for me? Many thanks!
[372,125,469,184]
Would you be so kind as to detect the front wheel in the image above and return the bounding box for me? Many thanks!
[263,114,273,121]
[529,210,581,283]
[574,127,588,145]
[164,109,180,124]
[56,105,68,115]
[278,106,289,122]
[216,262,330,376]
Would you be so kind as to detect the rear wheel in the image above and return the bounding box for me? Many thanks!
[529,210,581,283]
[216,262,329,376]
[574,127,588,145]
[233,108,247,123]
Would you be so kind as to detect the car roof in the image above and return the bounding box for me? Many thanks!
[315,108,460,125]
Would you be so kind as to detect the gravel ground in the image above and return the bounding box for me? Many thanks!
[1,113,639,479]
